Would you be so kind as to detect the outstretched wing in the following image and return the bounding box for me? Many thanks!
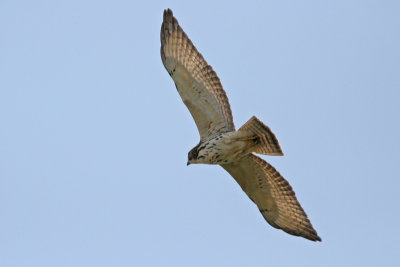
[161,9,235,140]
[222,154,321,241]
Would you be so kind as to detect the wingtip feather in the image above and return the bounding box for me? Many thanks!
[163,8,178,26]
[163,8,173,20]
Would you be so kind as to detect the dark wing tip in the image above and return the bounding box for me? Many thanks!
[300,219,322,242]
[311,236,322,242]
[304,226,322,242]
[161,8,179,40]
[163,8,173,20]
[306,231,322,242]
[313,231,322,242]
[163,8,178,25]
[277,222,322,242]
[287,226,322,242]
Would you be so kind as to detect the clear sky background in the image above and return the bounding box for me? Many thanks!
[1,1,399,266]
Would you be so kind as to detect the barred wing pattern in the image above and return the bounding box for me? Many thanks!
[222,154,321,241]
[161,9,235,140]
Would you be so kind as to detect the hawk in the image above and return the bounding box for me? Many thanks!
[160,9,321,242]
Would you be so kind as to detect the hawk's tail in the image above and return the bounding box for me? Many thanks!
[237,116,283,156]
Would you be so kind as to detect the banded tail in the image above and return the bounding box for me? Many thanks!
[237,116,283,156]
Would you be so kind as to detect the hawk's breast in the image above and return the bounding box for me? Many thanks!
[196,132,249,165]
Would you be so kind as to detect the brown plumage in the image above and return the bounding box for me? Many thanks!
[222,155,321,241]
[161,8,321,242]
[161,8,234,140]
[237,116,284,156]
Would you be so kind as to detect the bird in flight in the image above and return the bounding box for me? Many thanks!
[160,9,321,241]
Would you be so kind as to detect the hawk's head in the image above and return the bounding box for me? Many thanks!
[187,145,199,166]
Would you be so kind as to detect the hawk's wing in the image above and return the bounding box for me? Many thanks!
[222,154,321,241]
[161,9,235,140]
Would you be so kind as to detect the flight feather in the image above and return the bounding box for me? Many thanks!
[161,9,235,140]
[222,154,321,241]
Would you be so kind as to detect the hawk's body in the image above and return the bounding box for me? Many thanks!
[188,131,256,165]
[160,9,321,242]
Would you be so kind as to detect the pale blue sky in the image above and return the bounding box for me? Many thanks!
[1,1,399,266]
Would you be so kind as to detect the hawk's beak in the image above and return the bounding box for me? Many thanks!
[187,161,191,166]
